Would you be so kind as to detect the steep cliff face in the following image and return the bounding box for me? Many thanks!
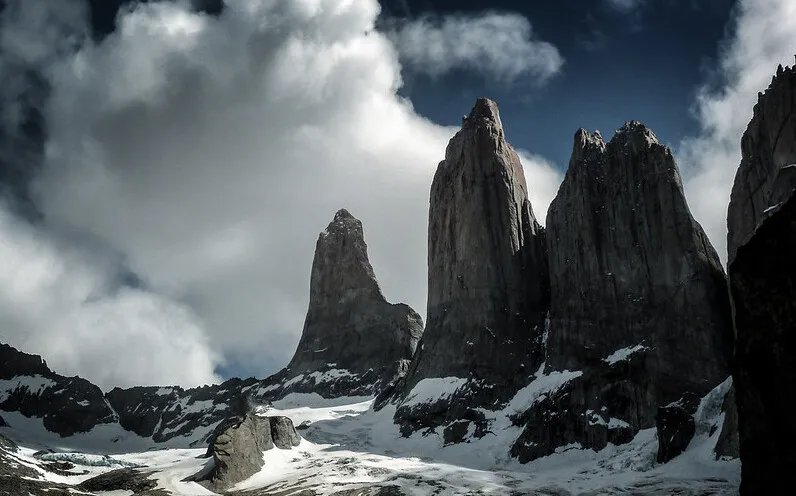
[727,63,796,265]
[512,123,733,462]
[729,193,796,495]
[272,209,423,398]
[726,62,796,495]
[395,98,550,435]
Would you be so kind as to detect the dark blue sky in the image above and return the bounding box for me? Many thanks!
[383,0,736,169]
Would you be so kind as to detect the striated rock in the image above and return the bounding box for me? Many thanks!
[512,123,733,461]
[727,63,796,495]
[274,209,423,398]
[395,98,549,435]
[194,411,300,490]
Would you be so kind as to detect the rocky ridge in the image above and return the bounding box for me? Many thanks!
[393,98,550,436]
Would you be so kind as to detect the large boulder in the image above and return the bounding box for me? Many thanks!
[726,62,796,495]
[269,208,423,399]
[395,98,550,436]
[512,123,733,461]
[195,412,301,490]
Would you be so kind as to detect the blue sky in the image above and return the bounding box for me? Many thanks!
[387,0,736,169]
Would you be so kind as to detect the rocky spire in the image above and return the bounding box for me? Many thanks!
[728,62,796,263]
[281,208,423,397]
[726,61,796,495]
[511,122,733,462]
[394,98,550,437]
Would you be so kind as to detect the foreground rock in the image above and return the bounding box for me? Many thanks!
[271,209,423,399]
[193,411,301,490]
[512,123,733,462]
[727,62,796,495]
[395,98,550,436]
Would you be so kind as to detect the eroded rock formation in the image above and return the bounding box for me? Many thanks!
[395,98,550,435]
[274,209,423,398]
[512,123,733,462]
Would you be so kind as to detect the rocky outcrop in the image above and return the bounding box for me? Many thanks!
[395,98,549,435]
[727,63,796,495]
[194,411,300,490]
[512,123,733,461]
[272,209,423,399]
[0,343,117,437]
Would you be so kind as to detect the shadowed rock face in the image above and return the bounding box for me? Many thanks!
[512,123,733,462]
[395,98,550,434]
[730,193,796,495]
[726,62,796,495]
[278,209,423,397]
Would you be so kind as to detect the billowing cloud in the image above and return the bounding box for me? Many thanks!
[0,205,221,389]
[386,12,563,83]
[0,0,563,387]
[679,0,796,262]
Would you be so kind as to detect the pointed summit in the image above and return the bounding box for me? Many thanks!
[395,98,550,438]
[512,121,732,462]
[464,97,503,131]
[282,209,423,397]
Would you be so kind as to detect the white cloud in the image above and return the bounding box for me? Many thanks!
[0,206,221,389]
[517,151,562,225]
[678,0,796,263]
[0,0,563,387]
[605,0,644,12]
[386,12,563,83]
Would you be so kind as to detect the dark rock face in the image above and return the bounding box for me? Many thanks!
[396,98,549,434]
[656,393,700,463]
[729,194,796,495]
[513,123,732,461]
[275,209,423,399]
[196,412,300,490]
[0,343,116,437]
[714,383,739,459]
[725,63,796,495]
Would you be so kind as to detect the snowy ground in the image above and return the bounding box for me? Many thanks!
[1,386,740,495]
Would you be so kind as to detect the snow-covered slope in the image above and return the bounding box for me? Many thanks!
[0,372,740,495]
